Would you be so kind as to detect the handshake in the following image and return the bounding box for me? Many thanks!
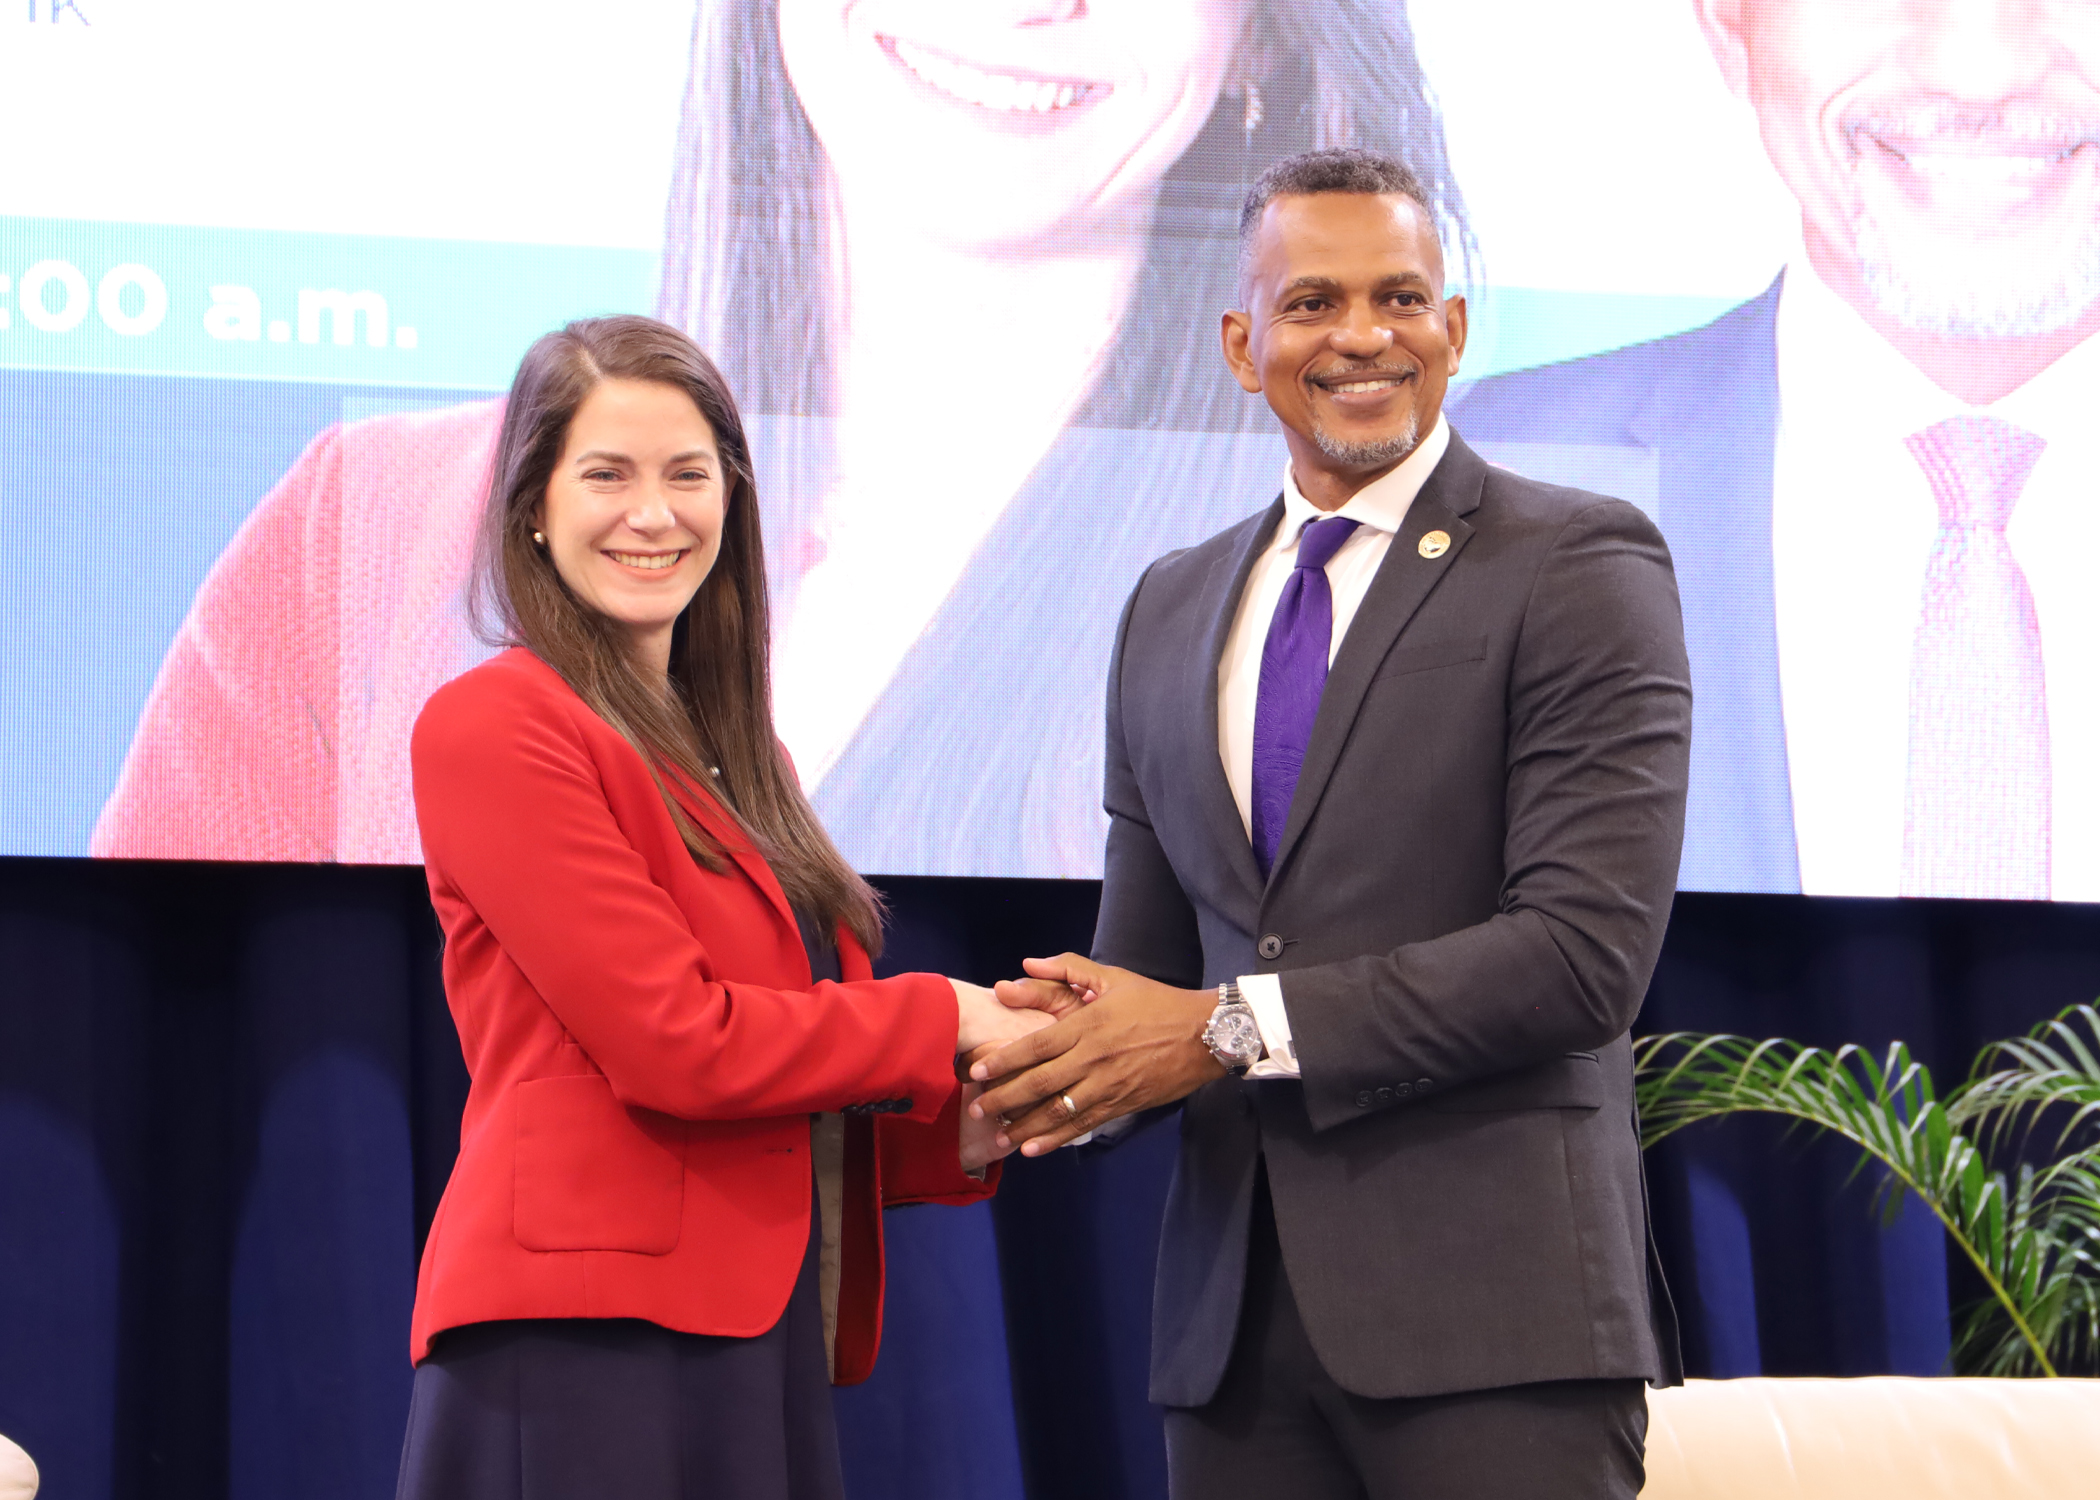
[947,956,1230,1172]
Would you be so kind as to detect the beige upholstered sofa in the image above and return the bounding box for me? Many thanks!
[5,1381,2096,1499]
[1644,1377,2100,1497]
[0,1433,34,1500]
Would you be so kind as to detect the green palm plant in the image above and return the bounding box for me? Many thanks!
[1634,1003,2100,1377]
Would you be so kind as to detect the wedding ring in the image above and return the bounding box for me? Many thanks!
[1059,1092,1078,1120]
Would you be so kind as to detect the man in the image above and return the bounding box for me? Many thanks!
[1456,0,2100,901]
[973,149,1690,1498]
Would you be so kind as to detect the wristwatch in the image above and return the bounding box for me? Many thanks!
[1201,981,1265,1077]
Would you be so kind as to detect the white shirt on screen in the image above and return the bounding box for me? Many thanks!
[1771,258,2100,901]
[1217,415,1449,1078]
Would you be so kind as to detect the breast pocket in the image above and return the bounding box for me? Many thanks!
[1369,633,1488,684]
[514,1075,685,1254]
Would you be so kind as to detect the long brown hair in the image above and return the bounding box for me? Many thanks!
[469,315,883,953]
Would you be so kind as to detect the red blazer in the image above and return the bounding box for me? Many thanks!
[408,647,993,1378]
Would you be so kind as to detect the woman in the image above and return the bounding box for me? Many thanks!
[398,316,1046,1500]
[97,0,1472,875]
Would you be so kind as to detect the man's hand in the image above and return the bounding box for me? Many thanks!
[958,969,1097,1078]
[968,953,1224,1156]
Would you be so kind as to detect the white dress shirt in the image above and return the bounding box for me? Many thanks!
[1772,259,2100,900]
[1216,416,1450,1076]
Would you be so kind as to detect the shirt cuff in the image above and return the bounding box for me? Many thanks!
[1238,973,1301,1079]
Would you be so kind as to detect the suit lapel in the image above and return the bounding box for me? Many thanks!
[723,839,798,936]
[1638,278,1799,892]
[1266,435,1488,888]
[1191,499,1286,909]
[668,773,800,935]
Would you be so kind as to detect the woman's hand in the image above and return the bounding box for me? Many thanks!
[958,1081,1012,1172]
[953,978,1054,1056]
[953,981,1049,1170]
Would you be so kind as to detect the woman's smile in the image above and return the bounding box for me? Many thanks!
[779,0,1246,247]
[605,548,690,574]
[879,33,1110,116]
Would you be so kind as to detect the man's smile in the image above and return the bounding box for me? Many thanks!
[1841,104,2100,213]
[1305,364,1417,406]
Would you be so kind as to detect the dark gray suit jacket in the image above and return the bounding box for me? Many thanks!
[1094,429,1691,1406]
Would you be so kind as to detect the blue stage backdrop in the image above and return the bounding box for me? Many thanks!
[4,860,2100,1500]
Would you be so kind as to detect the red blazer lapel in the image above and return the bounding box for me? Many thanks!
[663,769,800,940]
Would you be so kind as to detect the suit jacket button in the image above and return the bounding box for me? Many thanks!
[1374,1087,1394,1104]
[1395,1081,1413,1098]
[1355,1090,1374,1109]
[1415,1078,1433,1093]
[1258,934,1284,961]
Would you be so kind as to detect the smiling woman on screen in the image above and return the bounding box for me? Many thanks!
[395,315,1047,1500]
[95,0,1471,876]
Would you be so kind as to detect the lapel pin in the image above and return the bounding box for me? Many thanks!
[1418,530,1450,559]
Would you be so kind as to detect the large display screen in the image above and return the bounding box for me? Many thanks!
[7,1,2094,900]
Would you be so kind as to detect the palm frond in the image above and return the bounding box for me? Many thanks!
[1952,1004,2100,1155]
[1636,1012,2100,1379]
[1950,1155,2100,1375]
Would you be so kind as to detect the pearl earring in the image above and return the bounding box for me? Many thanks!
[532,530,546,546]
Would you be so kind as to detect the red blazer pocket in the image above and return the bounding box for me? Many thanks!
[513,1075,685,1253]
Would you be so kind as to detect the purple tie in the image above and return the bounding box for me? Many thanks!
[1251,515,1361,876]
[1900,415,2050,900]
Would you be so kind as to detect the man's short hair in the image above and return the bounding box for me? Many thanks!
[1237,148,1435,300]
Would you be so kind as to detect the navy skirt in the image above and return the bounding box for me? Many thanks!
[394,1199,843,1500]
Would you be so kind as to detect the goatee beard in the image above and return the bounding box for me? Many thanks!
[1845,104,2100,338]
[1857,210,2100,338]
[1312,408,1419,468]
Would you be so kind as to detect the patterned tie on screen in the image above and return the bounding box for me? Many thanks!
[1900,415,2050,900]
[1251,515,1361,876]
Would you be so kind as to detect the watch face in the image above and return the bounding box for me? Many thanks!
[1208,1009,1263,1065]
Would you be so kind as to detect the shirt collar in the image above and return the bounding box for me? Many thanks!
[1279,413,1450,547]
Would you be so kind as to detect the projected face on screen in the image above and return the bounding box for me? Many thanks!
[1719,0,2100,342]
[778,0,1248,246]
[723,2,1264,823]
[1449,0,2100,904]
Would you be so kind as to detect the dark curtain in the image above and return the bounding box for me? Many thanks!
[3,857,2097,1500]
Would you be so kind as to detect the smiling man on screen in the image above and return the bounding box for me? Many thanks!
[1459,0,2100,902]
[973,149,1692,1500]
